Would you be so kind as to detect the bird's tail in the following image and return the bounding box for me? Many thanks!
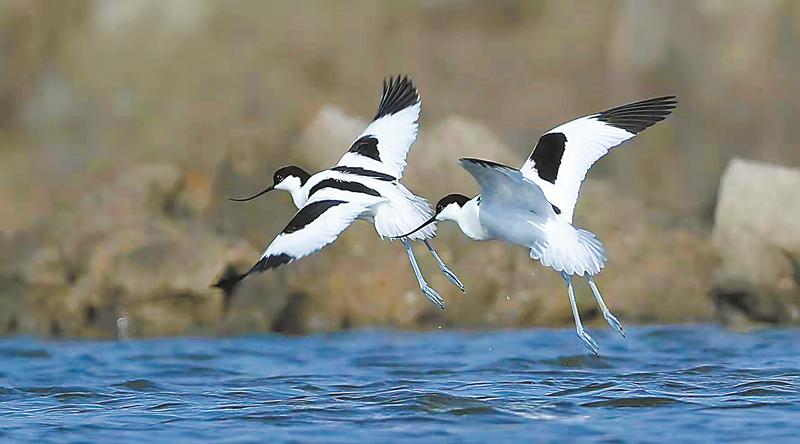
[530,224,607,276]
[374,184,436,241]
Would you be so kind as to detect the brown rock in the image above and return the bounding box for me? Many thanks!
[15,163,291,337]
[290,105,367,170]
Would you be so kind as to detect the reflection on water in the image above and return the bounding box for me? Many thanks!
[0,326,798,442]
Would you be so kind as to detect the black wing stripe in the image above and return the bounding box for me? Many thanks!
[595,96,677,134]
[211,200,352,287]
[373,75,419,120]
[211,253,293,289]
[283,199,346,235]
[309,178,382,198]
[347,135,381,161]
[251,253,293,273]
[529,132,567,184]
[223,200,347,282]
[330,166,396,181]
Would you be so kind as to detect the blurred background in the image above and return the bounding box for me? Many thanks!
[1,0,798,338]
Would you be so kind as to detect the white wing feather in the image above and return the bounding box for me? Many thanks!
[337,76,421,179]
[520,96,677,222]
[260,195,385,265]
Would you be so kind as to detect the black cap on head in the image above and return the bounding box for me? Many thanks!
[273,166,310,186]
[228,165,310,202]
[435,194,470,213]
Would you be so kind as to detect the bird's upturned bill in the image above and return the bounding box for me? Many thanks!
[228,185,274,202]
[390,216,436,239]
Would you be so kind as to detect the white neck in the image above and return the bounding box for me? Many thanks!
[275,177,306,208]
[439,197,490,241]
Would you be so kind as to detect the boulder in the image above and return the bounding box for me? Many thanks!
[290,105,367,170]
[711,158,800,325]
[2,109,721,337]
[13,163,291,337]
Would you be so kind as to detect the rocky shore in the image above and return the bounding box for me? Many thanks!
[9,107,788,338]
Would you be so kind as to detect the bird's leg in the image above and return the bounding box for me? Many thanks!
[402,238,445,310]
[586,276,625,338]
[423,240,465,293]
[563,272,599,355]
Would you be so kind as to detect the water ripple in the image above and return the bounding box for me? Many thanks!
[0,326,798,442]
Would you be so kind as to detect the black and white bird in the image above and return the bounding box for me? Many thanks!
[393,96,677,354]
[216,76,464,309]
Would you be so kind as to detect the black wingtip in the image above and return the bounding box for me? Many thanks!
[211,267,248,295]
[210,254,291,295]
[373,75,420,120]
[255,253,293,271]
[595,96,678,134]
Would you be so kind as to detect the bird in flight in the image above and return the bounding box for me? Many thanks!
[216,76,464,309]
[393,96,677,354]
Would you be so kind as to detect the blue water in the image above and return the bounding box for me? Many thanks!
[1,326,798,443]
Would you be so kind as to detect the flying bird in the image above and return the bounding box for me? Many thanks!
[393,96,678,354]
[216,76,464,309]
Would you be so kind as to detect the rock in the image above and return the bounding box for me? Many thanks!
[0,233,33,334]
[2,110,720,337]
[12,163,292,337]
[712,280,800,328]
[712,158,800,286]
[711,158,800,325]
[290,106,367,170]
[408,115,520,196]
[73,221,280,338]
[204,153,296,247]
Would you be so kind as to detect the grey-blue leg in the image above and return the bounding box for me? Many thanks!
[423,240,465,293]
[563,272,599,355]
[402,238,445,310]
[587,276,625,338]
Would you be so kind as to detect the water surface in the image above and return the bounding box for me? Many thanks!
[1,326,798,442]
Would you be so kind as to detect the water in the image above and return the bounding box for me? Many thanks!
[1,326,798,443]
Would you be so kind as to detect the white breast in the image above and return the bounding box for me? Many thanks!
[457,198,490,241]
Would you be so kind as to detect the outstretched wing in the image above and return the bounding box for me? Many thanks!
[520,96,677,222]
[247,195,383,275]
[337,76,421,179]
[459,158,554,216]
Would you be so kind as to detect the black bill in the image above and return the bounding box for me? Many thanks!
[227,185,275,202]
[389,216,436,239]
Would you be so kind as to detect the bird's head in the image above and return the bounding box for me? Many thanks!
[228,165,310,202]
[390,193,470,239]
[272,166,310,193]
[434,193,471,223]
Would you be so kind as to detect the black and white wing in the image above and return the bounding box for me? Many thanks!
[520,96,677,222]
[336,76,421,179]
[459,158,553,216]
[246,195,384,276]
